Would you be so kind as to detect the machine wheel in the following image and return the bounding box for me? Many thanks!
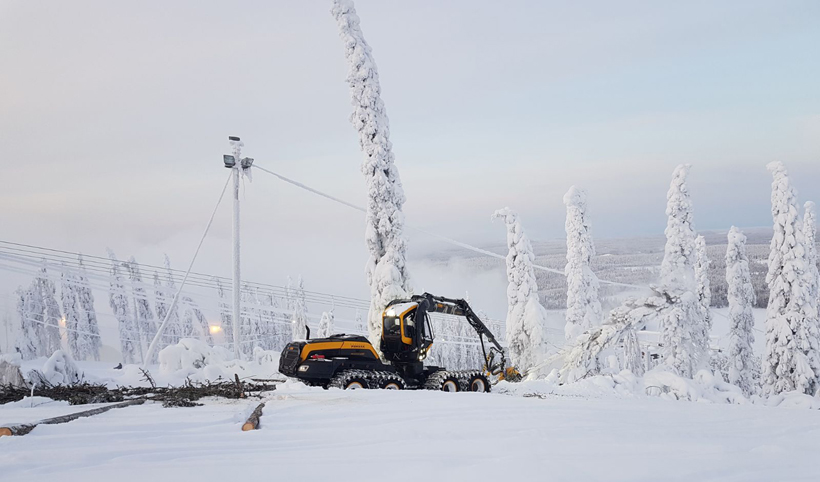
[467,373,491,393]
[329,370,372,390]
[440,376,460,392]
[375,374,407,390]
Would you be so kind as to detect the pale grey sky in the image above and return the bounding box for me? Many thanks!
[1,0,818,303]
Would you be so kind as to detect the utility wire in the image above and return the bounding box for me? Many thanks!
[252,164,644,289]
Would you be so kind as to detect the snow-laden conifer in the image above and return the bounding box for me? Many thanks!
[36,265,63,357]
[162,255,182,346]
[660,164,697,287]
[214,277,233,347]
[291,277,308,341]
[622,328,644,376]
[108,250,139,364]
[563,186,602,340]
[658,165,700,378]
[60,266,82,360]
[331,0,412,348]
[804,202,819,319]
[318,310,335,338]
[125,258,157,363]
[762,162,820,396]
[76,256,101,361]
[15,282,43,359]
[492,208,547,374]
[725,227,756,396]
[693,235,713,367]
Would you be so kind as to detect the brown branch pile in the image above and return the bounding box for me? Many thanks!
[0,373,277,407]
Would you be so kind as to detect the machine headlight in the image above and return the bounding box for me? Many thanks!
[298,365,309,372]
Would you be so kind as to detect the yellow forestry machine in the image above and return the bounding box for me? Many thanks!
[279,293,520,391]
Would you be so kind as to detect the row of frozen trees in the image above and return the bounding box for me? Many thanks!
[13,252,317,363]
[555,162,820,397]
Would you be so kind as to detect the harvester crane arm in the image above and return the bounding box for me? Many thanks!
[410,293,518,380]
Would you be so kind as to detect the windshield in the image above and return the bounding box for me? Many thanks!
[383,316,401,336]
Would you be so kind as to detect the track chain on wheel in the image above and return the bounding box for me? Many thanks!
[423,370,491,392]
[328,369,406,390]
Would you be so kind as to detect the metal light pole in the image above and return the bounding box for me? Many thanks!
[223,136,253,360]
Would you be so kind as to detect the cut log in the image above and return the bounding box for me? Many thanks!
[0,398,145,437]
[241,401,266,431]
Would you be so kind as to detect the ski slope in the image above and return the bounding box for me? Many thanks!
[2,382,819,482]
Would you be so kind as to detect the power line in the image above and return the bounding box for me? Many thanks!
[252,163,645,289]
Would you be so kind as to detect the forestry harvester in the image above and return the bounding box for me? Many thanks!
[279,293,520,391]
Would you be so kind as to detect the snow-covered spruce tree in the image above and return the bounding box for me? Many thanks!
[331,0,412,348]
[693,235,713,367]
[725,226,757,396]
[60,266,82,360]
[492,208,548,374]
[658,164,701,378]
[354,308,366,334]
[107,250,139,364]
[622,327,644,376]
[15,283,43,359]
[162,255,182,345]
[214,277,233,347]
[125,258,157,362]
[318,310,335,338]
[291,277,308,341]
[804,202,819,320]
[660,164,698,287]
[181,297,212,344]
[563,186,602,341]
[37,266,63,356]
[762,162,820,396]
[76,256,101,361]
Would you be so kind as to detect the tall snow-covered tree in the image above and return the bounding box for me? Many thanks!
[76,256,101,361]
[693,235,713,367]
[107,250,139,364]
[125,258,157,362]
[181,296,213,345]
[492,208,548,374]
[658,164,701,378]
[354,308,366,334]
[162,255,182,345]
[563,186,602,340]
[37,266,63,357]
[622,328,644,376]
[726,227,757,396]
[318,310,335,338]
[331,0,412,348]
[15,282,43,359]
[214,277,233,347]
[291,277,309,341]
[60,266,82,360]
[762,162,820,396]
[660,164,697,287]
[804,202,819,320]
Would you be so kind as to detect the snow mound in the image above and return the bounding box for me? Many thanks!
[762,391,820,410]
[156,338,281,383]
[501,368,758,406]
[40,350,83,386]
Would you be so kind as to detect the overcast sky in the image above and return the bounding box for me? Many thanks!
[1,0,819,306]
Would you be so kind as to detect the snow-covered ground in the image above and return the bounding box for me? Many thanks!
[2,381,819,482]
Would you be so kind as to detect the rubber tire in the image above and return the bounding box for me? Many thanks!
[440,377,460,392]
[378,379,404,390]
[343,377,369,389]
[467,374,491,393]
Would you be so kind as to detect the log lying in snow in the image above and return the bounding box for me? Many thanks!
[242,402,266,431]
[0,398,145,437]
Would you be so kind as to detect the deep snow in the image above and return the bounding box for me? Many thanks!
[2,381,819,482]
